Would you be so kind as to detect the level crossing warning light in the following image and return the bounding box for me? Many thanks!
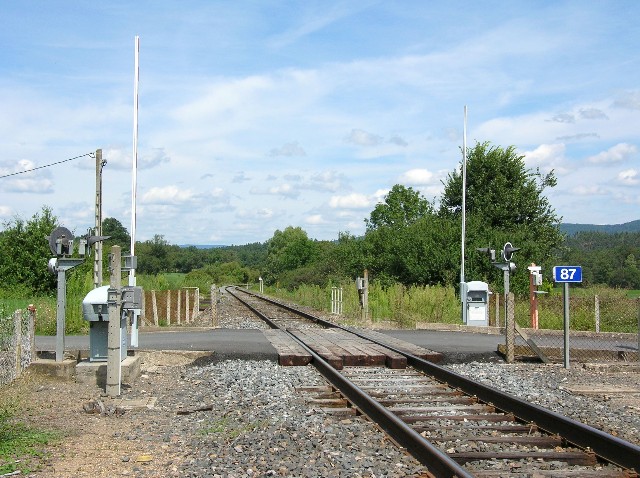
[502,242,520,262]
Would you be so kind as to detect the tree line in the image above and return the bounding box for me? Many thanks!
[1,141,638,297]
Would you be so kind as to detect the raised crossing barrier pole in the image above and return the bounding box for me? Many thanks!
[106,246,122,397]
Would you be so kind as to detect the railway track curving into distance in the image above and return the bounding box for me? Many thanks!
[226,286,640,478]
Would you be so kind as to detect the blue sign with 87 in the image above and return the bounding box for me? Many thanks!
[553,266,582,283]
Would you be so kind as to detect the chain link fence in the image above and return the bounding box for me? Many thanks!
[490,294,639,362]
[0,308,35,386]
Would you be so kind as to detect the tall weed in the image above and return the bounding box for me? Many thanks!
[267,281,460,328]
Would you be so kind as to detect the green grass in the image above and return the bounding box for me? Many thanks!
[199,417,269,441]
[0,403,58,474]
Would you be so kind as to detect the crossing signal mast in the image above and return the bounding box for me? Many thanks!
[47,226,109,362]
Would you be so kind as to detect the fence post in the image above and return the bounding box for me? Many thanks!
[166,290,171,326]
[637,298,639,363]
[177,290,182,325]
[506,293,515,363]
[151,290,159,326]
[28,304,36,362]
[594,295,600,333]
[185,289,190,324]
[495,293,500,328]
[14,310,22,378]
[211,284,217,326]
[193,288,200,319]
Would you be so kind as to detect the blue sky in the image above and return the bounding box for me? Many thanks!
[1,1,638,245]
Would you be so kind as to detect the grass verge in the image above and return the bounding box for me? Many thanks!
[0,380,60,474]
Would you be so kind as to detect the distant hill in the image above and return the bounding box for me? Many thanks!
[179,244,227,249]
[560,219,640,236]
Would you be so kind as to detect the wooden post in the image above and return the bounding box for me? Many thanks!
[495,293,500,328]
[194,288,200,319]
[166,290,171,326]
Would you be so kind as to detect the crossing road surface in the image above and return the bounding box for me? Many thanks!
[35,328,506,363]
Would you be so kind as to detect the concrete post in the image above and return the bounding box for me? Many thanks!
[166,290,171,326]
[362,269,369,322]
[211,284,217,326]
[55,268,67,363]
[151,290,158,326]
[177,290,181,325]
[14,310,22,377]
[185,288,190,324]
[106,246,122,397]
[506,292,515,363]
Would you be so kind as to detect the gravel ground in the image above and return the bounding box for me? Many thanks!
[447,361,640,447]
[2,290,639,477]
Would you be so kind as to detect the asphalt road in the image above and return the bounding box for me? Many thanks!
[36,328,506,363]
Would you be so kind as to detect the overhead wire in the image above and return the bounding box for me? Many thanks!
[0,152,95,179]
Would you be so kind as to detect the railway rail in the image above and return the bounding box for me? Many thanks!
[226,286,640,477]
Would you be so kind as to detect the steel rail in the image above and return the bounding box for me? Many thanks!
[227,287,471,477]
[226,287,280,329]
[231,287,640,472]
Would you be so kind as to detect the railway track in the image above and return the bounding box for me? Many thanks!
[226,286,640,477]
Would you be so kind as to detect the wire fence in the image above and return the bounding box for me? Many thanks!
[0,308,36,386]
[490,294,639,362]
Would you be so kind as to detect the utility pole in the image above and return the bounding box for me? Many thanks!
[94,149,106,289]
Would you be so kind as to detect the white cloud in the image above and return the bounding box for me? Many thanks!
[388,135,408,147]
[613,91,640,110]
[141,186,196,205]
[587,143,637,164]
[305,214,325,224]
[0,206,12,217]
[232,172,251,183]
[579,108,608,120]
[0,159,54,194]
[269,142,306,157]
[329,193,371,209]
[617,169,639,186]
[345,129,383,147]
[398,169,434,186]
[522,143,568,175]
[236,208,274,220]
[571,185,607,196]
[306,171,348,192]
[268,183,299,198]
